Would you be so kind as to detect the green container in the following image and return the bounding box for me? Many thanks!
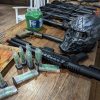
[25,9,43,31]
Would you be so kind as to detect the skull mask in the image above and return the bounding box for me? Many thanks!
[60,15,100,53]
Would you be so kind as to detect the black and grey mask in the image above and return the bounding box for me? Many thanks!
[60,15,100,53]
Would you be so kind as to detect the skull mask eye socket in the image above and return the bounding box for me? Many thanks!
[74,31,88,40]
[80,32,88,39]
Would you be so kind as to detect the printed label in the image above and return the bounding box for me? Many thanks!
[29,18,43,28]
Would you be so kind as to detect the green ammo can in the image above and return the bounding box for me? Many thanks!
[25,9,43,31]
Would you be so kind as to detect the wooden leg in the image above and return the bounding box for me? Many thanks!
[30,0,33,9]
[15,8,19,24]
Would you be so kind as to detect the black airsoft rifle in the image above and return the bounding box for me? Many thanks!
[43,4,94,15]
[7,37,100,81]
[49,1,95,14]
[16,30,63,43]
[41,1,96,30]
[41,6,82,17]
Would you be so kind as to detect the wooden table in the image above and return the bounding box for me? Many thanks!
[3,21,98,100]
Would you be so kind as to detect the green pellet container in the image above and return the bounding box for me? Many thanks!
[25,8,43,31]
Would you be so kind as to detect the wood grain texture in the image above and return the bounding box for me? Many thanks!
[89,47,100,100]
[0,44,18,75]
[0,4,16,33]
[3,21,97,100]
[0,4,26,33]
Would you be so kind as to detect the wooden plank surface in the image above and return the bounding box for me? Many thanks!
[0,4,16,33]
[3,21,97,100]
[0,44,19,76]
